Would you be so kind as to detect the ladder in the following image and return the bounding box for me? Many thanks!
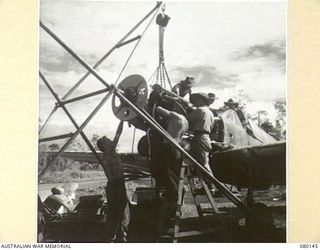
[158,164,226,242]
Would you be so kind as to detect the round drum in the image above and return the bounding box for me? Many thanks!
[112,74,148,121]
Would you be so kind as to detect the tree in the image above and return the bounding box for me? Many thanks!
[236,89,249,112]
[257,110,268,126]
[260,120,276,139]
[65,138,87,152]
[274,99,286,140]
[48,143,60,152]
[274,100,286,120]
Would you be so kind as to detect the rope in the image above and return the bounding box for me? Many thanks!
[159,63,164,88]
[150,6,172,90]
[148,67,158,83]
[151,67,158,86]
[163,62,172,89]
[155,65,160,85]
[160,64,167,89]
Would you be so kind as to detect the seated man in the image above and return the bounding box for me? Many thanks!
[43,186,74,215]
[97,136,129,243]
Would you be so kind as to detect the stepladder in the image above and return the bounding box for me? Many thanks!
[158,163,226,242]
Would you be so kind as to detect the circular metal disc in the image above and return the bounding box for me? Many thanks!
[112,74,148,121]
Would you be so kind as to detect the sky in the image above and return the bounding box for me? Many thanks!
[39,0,286,152]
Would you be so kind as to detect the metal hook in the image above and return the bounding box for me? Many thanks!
[161,3,166,12]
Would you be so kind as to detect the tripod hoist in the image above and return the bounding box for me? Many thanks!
[39,2,273,243]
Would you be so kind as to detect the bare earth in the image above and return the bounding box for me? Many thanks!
[39,176,285,242]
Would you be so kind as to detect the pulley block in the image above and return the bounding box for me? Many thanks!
[112,74,148,121]
[156,13,170,27]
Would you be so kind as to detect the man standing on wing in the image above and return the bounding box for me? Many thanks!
[187,93,216,193]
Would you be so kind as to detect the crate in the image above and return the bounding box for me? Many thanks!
[133,187,157,204]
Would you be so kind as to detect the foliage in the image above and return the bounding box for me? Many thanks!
[274,99,286,140]
[65,138,87,152]
[260,120,283,140]
[48,143,60,152]
[274,100,286,119]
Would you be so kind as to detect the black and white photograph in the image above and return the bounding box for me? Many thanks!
[38,0,286,243]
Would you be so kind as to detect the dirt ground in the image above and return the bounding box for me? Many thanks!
[128,179,286,242]
[40,176,286,242]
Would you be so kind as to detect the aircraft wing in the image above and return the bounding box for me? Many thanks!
[52,151,103,163]
[210,141,286,188]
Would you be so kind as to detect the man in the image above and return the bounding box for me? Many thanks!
[187,93,216,192]
[148,85,189,195]
[155,106,189,202]
[208,93,217,106]
[149,83,190,116]
[150,106,189,234]
[43,186,74,215]
[224,98,247,127]
[97,136,129,243]
[171,76,195,98]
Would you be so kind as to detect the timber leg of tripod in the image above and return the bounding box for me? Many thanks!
[187,172,204,218]
[200,180,219,214]
[173,165,186,242]
[156,198,169,242]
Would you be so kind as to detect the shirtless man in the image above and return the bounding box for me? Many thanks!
[97,136,129,243]
[155,106,189,202]
[171,76,195,98]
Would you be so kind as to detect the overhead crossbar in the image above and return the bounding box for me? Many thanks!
[61,88,109,105]
[39,133,74,143]
[116,35,141,49]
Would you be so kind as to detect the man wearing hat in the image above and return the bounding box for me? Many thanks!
[187,93,216,192]
[43,186,74,215]
[171,76,195,98]
[224,98,246,126]
[208,93,217,106]
[208,93,220,117]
